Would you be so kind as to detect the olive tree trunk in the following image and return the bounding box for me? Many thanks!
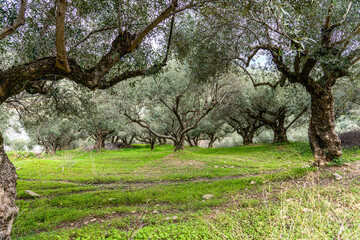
[94,134,106,150]
[242,133,254,145]
[158,138,167,145]
[150,141,156,150]
[272,127,288,144]
[174,135,185,151]
[308,89,342,166]
[207,134,217,148]
[93,130,113,151]
[0,133,19,240]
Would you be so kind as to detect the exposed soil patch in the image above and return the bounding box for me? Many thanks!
[162,153,205,167]
[163,159,205,167]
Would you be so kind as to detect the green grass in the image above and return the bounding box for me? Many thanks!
[9,142,360,239]
[13,144,313,184]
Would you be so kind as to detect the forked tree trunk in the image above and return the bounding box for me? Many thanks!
[0,133,19,240]
[186,137,194,147]
[189,138,199,147]
[308,89,342,166]
[207,135,217,148]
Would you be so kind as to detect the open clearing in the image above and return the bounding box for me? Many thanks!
[10,143,360,239]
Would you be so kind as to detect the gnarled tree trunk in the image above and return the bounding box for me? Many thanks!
[93,131,108,151]
[174,135,185,151]
[272,126,288,144]
[308,89,341,166]
[241,133,254,145]
[0,133,19,240]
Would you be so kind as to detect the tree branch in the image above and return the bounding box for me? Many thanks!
[285,107,308,130]
[324,0,334,29]
[55,0,71,73]
[124,111,177,142]
[329,1,352,30]
[128,0,178,52]
[0,0,27,40]
[73,26,118,48]
[163,12,176,63]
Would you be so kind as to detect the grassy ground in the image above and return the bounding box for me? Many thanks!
[9,142,360,239]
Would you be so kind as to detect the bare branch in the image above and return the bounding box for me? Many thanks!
[233,61,284,89]
[332,23,360,49]
[249,12,293,42]
[351,55,360,65]
[97,61,166,89]
[0,0,28,40]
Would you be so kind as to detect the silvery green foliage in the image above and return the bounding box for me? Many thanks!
[17,80,87,153]
[221,70,310,140]
[0,104,11,131]
[118,60,227,147]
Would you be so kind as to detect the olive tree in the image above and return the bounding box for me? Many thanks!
[0,0,206,237]
[221,72,309,144]
[218,0,360,165]
[123,62,227,151]
[8,81,86,154]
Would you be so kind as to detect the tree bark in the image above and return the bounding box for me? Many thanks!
[158,138,167,145]
[111,136,119,144]
[186,137,194,147]
[150,141,155,150]
[308,89,342,166]
[0,133,19,240]
[242,133,254,145]
[174,136,185,151]
[47,144,58,155]
[93,131,108,151]
[186,136,199,147]
[272,127,288,144]
[207,135,217,148]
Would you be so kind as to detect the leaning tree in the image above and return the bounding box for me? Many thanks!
[0,0,212,238]
[215,0,360,166]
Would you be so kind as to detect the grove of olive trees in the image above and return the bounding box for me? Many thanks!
[1,0,359,239]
